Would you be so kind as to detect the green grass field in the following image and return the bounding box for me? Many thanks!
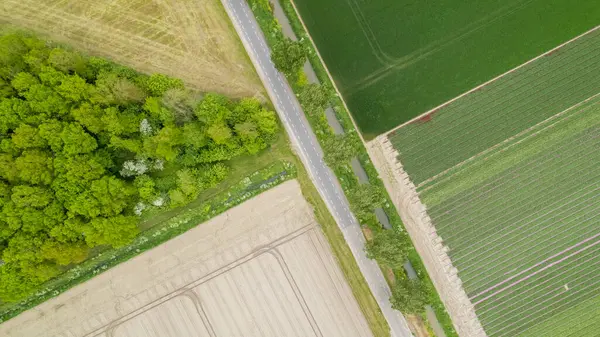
[293,0,600,138]
[388,28,600,337]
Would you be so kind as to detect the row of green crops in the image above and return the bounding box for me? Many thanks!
[436,104,600,337]
[518,294,600,337]
[394,55,600,335]
[389,28,600,186]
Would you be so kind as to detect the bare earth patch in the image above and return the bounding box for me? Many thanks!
[0,180,373,337]
[0,0,263,98]
[406,314,432,337]
[366,136,486,337]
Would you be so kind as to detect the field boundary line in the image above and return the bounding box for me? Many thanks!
[287,0,367,144]
[417,92,600,190]
[86,222,318,337]
[384,24,600,138]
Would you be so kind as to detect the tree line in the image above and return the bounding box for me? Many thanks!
[270,23,430,315]
[0,32,278,301]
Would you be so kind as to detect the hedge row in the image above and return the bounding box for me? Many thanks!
[245,1,458,336]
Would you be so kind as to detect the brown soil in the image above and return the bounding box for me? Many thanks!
[361,226,374,240]
[407,314,432,337]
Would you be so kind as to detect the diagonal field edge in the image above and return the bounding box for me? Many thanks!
[383,25,600,138]
[416,93,600,190]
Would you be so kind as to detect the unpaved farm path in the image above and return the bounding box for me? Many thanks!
[367,137,487,337]
[0,180,372,337]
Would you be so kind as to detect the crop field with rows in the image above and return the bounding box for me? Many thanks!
[293,0,600,138]
[388,28,600,337]
[389,28,600,187]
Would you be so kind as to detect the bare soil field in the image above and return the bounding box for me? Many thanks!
[0,0,263,98]
[0,180,373,337]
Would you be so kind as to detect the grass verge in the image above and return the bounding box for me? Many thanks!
[294,163,391,337]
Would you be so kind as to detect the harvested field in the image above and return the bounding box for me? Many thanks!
[0,180,373,337]
[0,0,263,98]
[379,26,600,337]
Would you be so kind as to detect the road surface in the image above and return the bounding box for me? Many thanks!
[219,1,413,336]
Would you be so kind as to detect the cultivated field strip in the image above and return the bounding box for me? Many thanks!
[421,102,600,207]
[424,99,600,336]
[384,25,600,336]
[423,107,600,336]
[513,291,600,337]
[418,93,600,200]
[389,28,600,185]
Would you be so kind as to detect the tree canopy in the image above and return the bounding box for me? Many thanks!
[390,278,429,314]
[322,134,360,167]
[298,83,332,115]
[365,229,410,269]
[0,32,279,302]
[271,37,306,78]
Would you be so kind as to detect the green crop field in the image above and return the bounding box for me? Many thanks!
[293,0,600,138]
[389,28,600,187]
[388,28,600,337]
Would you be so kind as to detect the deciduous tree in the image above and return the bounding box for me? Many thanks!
[195,93,232,124]
[390,278,428,314]
[60,123,98,155]
[83,215,139,248]
[299,83,332,115]
[271,38,306,78]
[365,229,410,269]
[143,73,184,97]
[12,124,46,149]
[322,135,359,167]
[11,185,53,208]
[40,239,88,265]
[15,150,54,185]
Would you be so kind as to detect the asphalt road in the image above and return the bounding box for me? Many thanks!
[220,1,413,336]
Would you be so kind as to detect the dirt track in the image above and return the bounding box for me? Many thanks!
[366,137,487,337]
[0,0,264,98]
[0,180,373,337]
